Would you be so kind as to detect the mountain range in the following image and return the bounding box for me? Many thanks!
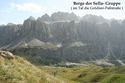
[0,12,125,65]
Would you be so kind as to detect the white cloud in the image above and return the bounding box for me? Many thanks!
[10,3,43,13]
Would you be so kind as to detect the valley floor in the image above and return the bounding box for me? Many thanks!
[40,65,125,83]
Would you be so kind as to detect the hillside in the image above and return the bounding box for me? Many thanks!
[0,50,125,83]
[40,65,125,83]
[0,50,64,83]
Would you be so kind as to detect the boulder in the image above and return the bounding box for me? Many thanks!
[0,50,14,59]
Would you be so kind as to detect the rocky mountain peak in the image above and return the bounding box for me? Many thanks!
[28,16,35,21]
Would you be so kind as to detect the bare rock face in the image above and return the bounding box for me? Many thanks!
[0,50,14,59]
[0,12,125,64]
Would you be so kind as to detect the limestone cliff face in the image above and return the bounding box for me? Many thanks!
[0,12,125,62]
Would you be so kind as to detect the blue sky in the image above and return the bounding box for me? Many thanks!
[0,0,125,24]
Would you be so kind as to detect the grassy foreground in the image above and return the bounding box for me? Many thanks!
[1,51,125,83]
[0,53,64,83]
[40,65,125,83]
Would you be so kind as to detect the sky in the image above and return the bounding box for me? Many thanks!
[0,0,125,25]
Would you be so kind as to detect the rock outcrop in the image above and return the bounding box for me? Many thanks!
[0,50,14,59]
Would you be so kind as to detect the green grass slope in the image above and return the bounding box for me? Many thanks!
[40,65,125,83]
[0,51,65,83]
